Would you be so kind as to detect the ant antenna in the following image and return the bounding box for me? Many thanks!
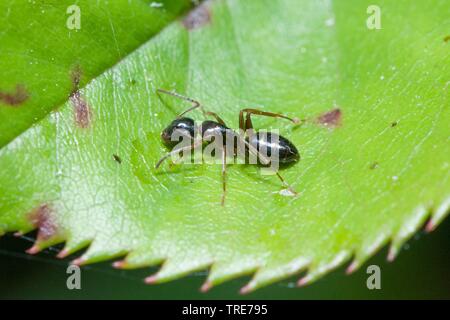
[156,88,207,118]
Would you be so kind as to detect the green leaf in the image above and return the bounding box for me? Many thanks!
[0,0,449,293]
[0,0,192,146]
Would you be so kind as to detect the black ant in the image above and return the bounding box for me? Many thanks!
[155,89,301,205]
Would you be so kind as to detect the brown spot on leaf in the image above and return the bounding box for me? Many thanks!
[182,1,211,30]
[316,108,342,127]
[28,204,58,241]
[444,35,450,43]
[370,162,379,170]
[0,84,29,106]
[391,121,398,127]
[69,65,92,128]
[70,92,92,128]
[70,64,83,93]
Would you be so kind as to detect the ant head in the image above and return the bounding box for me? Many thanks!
[161,117,195,148]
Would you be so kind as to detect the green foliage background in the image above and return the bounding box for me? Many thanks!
[0,0,448,295]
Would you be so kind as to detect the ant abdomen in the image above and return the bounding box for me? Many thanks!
[247,132,300,167]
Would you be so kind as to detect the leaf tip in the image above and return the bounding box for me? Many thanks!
[345,261,358,275]
[239,284,252,295]
[200,281,212,293]
[112,260,127,269]
[144,275,158,284]
[56,249,70,259]
[425,220,435,233]
[25,244,40,255]
[387,248,397,262]
[297,276,310,287]
[71,257,86,266]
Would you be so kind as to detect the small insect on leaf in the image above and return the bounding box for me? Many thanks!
[113,154,122,164]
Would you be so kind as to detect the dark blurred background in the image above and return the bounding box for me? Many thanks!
[0,217,449,299]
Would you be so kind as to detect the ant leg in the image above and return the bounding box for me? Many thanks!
[241,108,301,131]
[239,109,246,132]
[156,88,207,118]
[237,110,274,166]
[205,111,226,126]
[221,146,227,206]
[275,172,298,195]
[157,89,229,126]
[238,109,301,163]
[155,139,202,169]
